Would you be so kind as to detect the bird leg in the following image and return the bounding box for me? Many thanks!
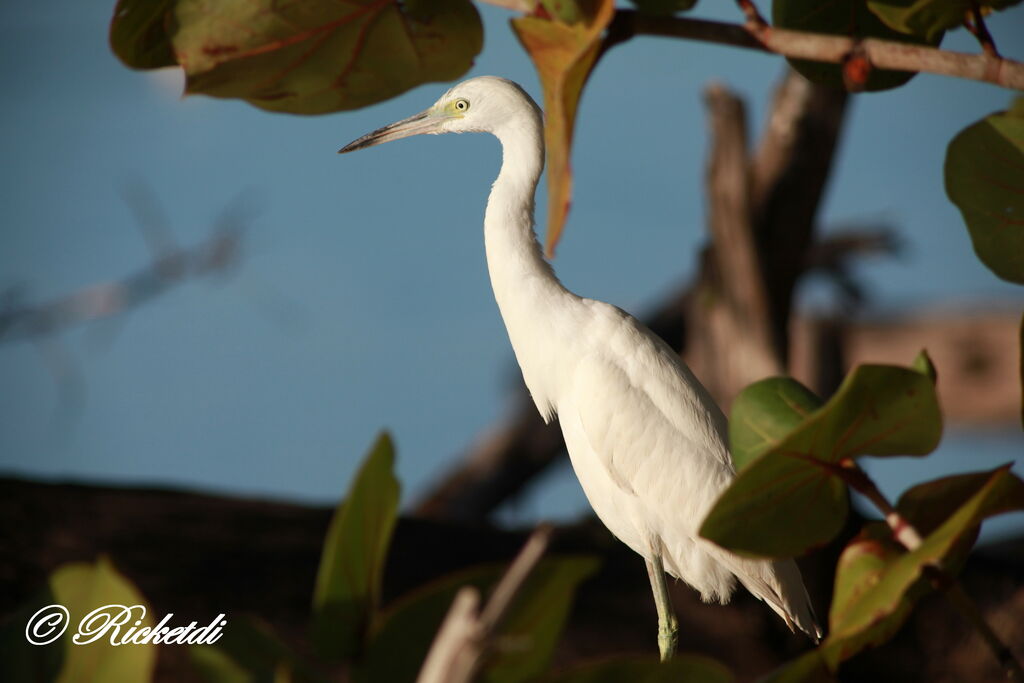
[645,554,678,662]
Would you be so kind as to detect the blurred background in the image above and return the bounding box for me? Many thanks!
[1,1,1021,536]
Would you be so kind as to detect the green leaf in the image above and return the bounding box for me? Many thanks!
[729,377,823,470]
[945,99,1024,284]
[819,466,1024,671]
[109,0,483,115]
[0,585,65,683]
[191,616,322,683]
[702,361,942,557]
[628,0,699,17]
[544,653,734,682]
[512,0,615,256]
[772,0,942,91]
[51,558,157,683]
[110,0,178,69]
[483,556,599,683]
[360,565,502,683]
[867,0,1022,42]
[758,650,834,683]
[311,432,401,662]
[360,556,598,683]
[910,349,937,384]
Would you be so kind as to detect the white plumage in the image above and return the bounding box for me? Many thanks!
[340,76,821,654]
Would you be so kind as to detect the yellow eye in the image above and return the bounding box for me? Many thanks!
[454,99,470,112]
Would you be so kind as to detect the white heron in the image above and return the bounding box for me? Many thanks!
[339,76,821,659]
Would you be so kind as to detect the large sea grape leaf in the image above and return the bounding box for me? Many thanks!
[772,0,942,91]
[311,432,401,661]
[701,359,941,558]
[945,98,1024,285]
[512,0,615,256]
[867,0,1023,42]
[110,0,482,115]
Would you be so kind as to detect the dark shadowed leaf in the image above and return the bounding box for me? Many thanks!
[51,558,157,683]
[512,0,615,256]
[758,649,834,683]
[110,0,482,115]
[359,565,502,683]
[484,557,599,682]
[772,0,941,91]
[360,557,597,683]
[191,616,324,683]
[0,585,64,683]
[110,0,178,69]
[867,0,1022,42]
[729,377,823,470]
[945,98,1024,284]
[544,653,733,682]
[629,0,699,17]
[311,432,400,661]
[703,359,941,557]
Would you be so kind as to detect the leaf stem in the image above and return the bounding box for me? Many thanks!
[601,10,1024,91]
[964,1,1000,59]
[837,460,1023,680]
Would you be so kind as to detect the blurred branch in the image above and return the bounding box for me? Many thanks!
[0,199,245,345]
[416,525,553,683]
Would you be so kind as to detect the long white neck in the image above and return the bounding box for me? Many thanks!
[484,114,575,421]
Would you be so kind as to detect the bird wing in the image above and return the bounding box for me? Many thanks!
[565,302,735,520]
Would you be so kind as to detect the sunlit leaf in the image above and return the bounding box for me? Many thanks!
[910,349,937,384]
[729,377,823,470]
[945,98,1024,284]
[110,0,483,115]
[867,0,1022,42]
[772,0,942,91]
[544,653,734,682]
[512,0,615,256]
[311,432,401,661]
[51,558,157,683]
[702,360,942,557]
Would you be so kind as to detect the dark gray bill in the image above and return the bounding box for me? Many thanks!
[338,110,439,154]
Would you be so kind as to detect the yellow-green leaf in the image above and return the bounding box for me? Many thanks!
[51,558,157,683]
[512,0,615,256]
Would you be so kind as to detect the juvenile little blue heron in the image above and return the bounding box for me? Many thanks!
[339,76,820,658]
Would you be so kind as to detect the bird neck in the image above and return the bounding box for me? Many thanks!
[484,116,573,420]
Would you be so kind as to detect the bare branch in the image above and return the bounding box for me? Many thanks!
[608,10,1024,91]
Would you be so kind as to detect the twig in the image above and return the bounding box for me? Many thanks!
[735,0,767,29]
[837,461,1024,680]
[415,525,554,683]
[606,10,1024,91]
[965,1,1000,59]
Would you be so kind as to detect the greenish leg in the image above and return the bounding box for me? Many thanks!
[645,554,678,662]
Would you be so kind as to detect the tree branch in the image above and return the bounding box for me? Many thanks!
[606,10,1024,91]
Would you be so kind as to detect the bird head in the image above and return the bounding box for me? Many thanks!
[338,76,541,154]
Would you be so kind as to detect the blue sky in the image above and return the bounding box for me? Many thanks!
[0,1,1021,537]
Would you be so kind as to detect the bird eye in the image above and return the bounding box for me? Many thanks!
[454,99,469,112]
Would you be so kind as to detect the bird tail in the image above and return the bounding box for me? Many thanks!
[709,547,823,641]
